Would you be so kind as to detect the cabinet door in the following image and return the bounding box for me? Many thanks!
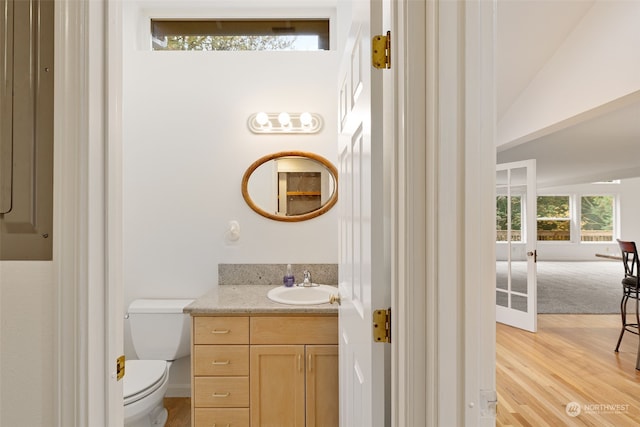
[250,345,305,427]
[305,345,339,427]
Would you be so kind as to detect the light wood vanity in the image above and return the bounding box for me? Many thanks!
[187,285,339,427]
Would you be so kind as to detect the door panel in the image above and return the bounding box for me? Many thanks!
[337,0,390,425]
[496,160,537,332]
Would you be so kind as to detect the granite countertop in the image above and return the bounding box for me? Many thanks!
[184,284,339,315]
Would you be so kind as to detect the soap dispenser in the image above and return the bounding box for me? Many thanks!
[283,264,295,287]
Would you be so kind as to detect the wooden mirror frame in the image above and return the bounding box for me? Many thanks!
[241,151,338,222]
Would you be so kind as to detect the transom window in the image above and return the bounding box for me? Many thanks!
[151,19,330,51]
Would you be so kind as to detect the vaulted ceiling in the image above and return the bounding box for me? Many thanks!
[496,0,640,188]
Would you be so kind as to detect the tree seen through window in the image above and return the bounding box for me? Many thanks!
[580,195,614,241]
[159,35,299,51]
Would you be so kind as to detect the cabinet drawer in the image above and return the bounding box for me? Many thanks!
[194,345,249,376]
[250,316,338,344]
[194,317,249,345]
[194,377,249,408]
[194,408,249,427]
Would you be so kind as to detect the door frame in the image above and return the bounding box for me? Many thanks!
[393,0,497,425]
[53,0,123,424]
[54,0,497,426]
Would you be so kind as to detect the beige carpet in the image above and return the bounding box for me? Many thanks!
[497,261,624,314]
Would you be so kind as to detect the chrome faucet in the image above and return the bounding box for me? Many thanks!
[300,270,316,287]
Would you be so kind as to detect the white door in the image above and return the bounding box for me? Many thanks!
[496,160,537,332]
[336,0,391,425]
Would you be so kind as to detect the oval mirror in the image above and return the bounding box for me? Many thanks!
[242,151,338,222]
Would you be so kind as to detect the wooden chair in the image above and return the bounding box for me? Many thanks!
[615,239,640,353]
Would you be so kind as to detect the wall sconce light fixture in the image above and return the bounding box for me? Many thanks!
[248,112,323,134]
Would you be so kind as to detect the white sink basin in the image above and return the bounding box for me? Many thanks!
[267,284,338,305]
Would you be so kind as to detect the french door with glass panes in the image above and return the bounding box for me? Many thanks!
[496,160,537,332]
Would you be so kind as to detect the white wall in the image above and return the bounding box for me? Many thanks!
[497,178,640,261]
[0,262,54,426]
[498,0,640,146]
[122,3,339,394]
[612,178,640,243]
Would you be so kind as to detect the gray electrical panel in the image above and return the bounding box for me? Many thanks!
[0,0,54,260]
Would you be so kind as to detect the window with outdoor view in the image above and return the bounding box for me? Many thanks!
[580,195,614,242]
[151,19,330,51]
[537,196,571,241]
[496,195,522,242]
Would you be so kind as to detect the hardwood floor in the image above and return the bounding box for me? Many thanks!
[167,315,640,426]
[165,397,190,427]
[497,314,640,426]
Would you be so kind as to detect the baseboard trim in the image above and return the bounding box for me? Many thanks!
[166,384,191,398]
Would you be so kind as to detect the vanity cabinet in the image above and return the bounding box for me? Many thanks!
[192,316,250,426]
[191,314,338,427]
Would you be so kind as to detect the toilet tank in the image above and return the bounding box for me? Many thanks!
[128,299,194,360]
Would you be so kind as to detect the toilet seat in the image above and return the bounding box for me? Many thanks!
[123,360,168,406]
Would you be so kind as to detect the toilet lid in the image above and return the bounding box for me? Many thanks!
[123,360,168,403]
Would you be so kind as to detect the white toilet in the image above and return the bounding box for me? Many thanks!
[124,298,194,427]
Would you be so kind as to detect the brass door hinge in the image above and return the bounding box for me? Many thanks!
[116,355,125,381]
[372,31,391,69]
[373,308,391,343]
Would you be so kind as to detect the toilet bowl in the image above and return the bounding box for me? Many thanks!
[124,299,194,427]
[124,360,171,427]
